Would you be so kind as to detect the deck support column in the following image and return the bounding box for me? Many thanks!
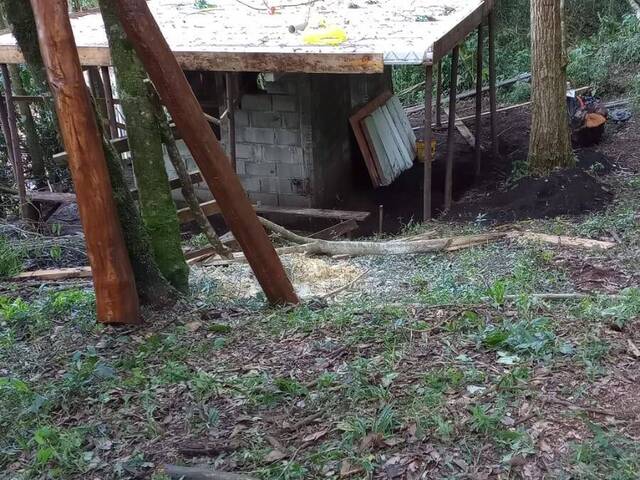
[423,64,433,221]
[111,0,299,306]
[488,11,498,160]
[100,66,118,138]
[1,63,33,222]
[444,46,459,213]
[435,61,442,128]
[225,72,237,171]
[474,23,484,177]
[29,0,139,324]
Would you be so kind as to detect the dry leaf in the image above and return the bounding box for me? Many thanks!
[359,432,383,451]
[340,459,363,477]
[264,449,288,462]
[302,429,329,443]
[627,339,640,358]
[185,320,203,332]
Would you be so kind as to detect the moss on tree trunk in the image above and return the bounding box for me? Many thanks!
[528,0,575,175]
[99,0,189,292]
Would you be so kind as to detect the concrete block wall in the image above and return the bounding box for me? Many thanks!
[221,74,313,208]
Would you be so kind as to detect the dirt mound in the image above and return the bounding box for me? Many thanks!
[446,168,613,223]
[576,149,616,173]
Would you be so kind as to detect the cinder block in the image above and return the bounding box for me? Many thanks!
[248,191,278,206]
[275,129,300,146]
[241,94,272,111]
[235,159,246,175]
[240,176,260,192]
[251,111,283,128]
[262,145,302,163]
[277,178,309,195]
[234,110,250,127]
[278,193,311,208]
[276,163,306,178]
[238,127,275,144]
[246,162,277,177]
[260,177,279,194]
[236,143,262,160]
[283,112,300,129]
[273,95,297,112]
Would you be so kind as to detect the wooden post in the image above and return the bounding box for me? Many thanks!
[435,61,442,128]
[1,63,32,222]
[100,66,118,138]
[488,11,498,160]
[423,64,433,221]
[88,67,109,132]
[111,0,298,305]
[475,23,483,177]
[29,0,139,324]
[225,72,237,171]
[444,47,459,213]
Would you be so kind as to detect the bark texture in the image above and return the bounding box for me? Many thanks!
[147,85,233,259]
[528,0,574,174]
[99,0,189,292]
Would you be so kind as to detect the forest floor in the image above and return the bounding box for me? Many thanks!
[2,108,640,479]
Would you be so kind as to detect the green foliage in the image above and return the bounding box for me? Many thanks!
[480,317,556,356]
[0,235,23,278]
[30,426,88,477]
[572,424,640,479]
[337,405,398,446]
[568,15,640,95]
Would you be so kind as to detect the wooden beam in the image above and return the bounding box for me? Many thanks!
[309,219,359,240]
[435,61,442,128]
[423,64,433,221]
[225,72,236,170]
[444,46,459,213]
[0,44,384,74]
[488,11,498,160]
[475,23,483,177]
[100,66,118,138]
[112,0,298,306]
[12,266,92,281]
[30,0,139,324]
[177,200,370,224]
[432,3,484,64]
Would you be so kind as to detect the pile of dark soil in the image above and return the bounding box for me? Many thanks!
[446,166,614,223]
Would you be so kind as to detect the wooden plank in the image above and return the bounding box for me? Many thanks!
[309,219,359,240]
[25,171,203,205]
[12,266,92,281]
[381,104,413,170]
[349,90,394,187]
[444,46,460,212]
[454,117,476,149]
[363,115,393,185]
[388,95,416,153]
[0,44,384,74]
[423,64,433,221]
[177,200,370,224]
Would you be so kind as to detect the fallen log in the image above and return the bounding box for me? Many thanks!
[163,464,257,480]
[506,231,615,250]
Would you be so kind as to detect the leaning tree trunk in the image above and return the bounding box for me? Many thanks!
[528,0,574,175]
[99,0,189,293]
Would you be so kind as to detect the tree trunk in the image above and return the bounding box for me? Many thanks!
[98,117,180,307]
[147,85,233,260]
[528,0,574,174]
[98,0,189,293]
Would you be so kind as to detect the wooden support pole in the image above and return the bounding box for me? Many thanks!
[87,66,109,133]
[111,0,298,305]
[488,11,498,160]
[100,66,118,138]
[225,72,237,171]
[423,64,433,221]
[1,63,32,222]
[444,47,459,213]
[435,61,442,128]
[29,0,139,324]
[475,23,483,177]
